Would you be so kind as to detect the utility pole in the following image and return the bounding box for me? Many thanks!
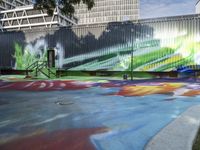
[131,29,134,81]
[131,47,133,81]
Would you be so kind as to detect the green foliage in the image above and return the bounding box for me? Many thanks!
[34,0,95,16]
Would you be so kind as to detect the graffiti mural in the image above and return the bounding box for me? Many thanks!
[13,39,65,69]
[1,78,200,96]
[1,78,200,150]
[0,15,200,71]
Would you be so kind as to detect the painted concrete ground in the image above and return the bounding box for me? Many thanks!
[1,77,200,150]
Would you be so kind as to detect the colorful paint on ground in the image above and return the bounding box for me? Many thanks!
[1,78,200,150]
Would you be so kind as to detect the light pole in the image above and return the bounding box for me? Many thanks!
[131,46,133,81]
[131,28,134,81]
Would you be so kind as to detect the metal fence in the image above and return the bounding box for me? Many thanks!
[0,14,200,72]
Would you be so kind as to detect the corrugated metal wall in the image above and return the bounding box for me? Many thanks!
[0,14,200,71]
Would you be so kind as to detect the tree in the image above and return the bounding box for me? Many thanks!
[34,0,95,16]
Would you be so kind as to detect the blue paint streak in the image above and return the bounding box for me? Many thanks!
[0,86,200,150]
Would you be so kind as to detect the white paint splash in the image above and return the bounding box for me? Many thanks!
[55,42,64,68]
[24,82,35,88]
[33,113,69,126]
[0,120,11,128]
[25,39,48,58]
[48,82,54,88]
[173,88,190,96]
[39,82,46,88]
[194,52,200,65]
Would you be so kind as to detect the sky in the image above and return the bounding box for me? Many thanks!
[140,0,197,19]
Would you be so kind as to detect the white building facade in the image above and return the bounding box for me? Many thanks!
[196,0,200,14]
[0,0,32,11]
[0,5,77,31]
[0,0,77,31]
[75,0,139,25]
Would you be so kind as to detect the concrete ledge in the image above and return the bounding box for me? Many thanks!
[145,105,200,150]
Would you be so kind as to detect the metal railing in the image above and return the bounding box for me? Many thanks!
[26,61,56,78]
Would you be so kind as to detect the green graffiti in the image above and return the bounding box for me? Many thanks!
[14,34,200,72]
[133,39,160,49]
[14,42,47,69]
[13,43,24,69]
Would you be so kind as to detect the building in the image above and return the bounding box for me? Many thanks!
[2,13,200,71]
[0,2,77,31]
[0,0,139,30]
[0,5,77,31]
[0,0,32,11]
[196,0,200,14]
[75,0,139,25]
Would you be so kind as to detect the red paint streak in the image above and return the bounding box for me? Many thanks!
[0,80,90,91]
[0,128,108,150]
[101,83,122,88]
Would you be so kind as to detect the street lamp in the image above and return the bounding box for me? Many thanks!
[130,28,134,81]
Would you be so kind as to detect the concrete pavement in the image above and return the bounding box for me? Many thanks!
[145,105,200,150]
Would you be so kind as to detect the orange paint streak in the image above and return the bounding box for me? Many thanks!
[117,83,184,96]
[182,90,200,97]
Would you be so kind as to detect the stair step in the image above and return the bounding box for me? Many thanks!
[26,61,57,79]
